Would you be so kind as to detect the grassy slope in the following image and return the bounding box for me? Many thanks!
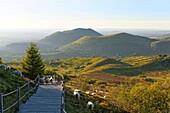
[0,70,26,93]
[0,70,27,113]
[59,33,155,57]
[39,28,102,48]
[151,39,170,54]
[121,56,159,66]
[47,56,170,112]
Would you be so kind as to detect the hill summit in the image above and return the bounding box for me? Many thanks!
[38,28,102,50]
[1,28,102,59]
[59,32,155,57]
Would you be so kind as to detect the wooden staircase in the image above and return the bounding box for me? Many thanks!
[18,84,62,113]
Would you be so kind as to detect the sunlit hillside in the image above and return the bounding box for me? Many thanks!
[2,28,170,62]
[59,33,155,57]
[45,55,170,112]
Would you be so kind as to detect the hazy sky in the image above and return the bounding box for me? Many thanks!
[0,0,170,30]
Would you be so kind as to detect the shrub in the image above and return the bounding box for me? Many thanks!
[86,79,96,84]
[97,81,107,85]
[69,75,76,78]
[87,62,92,65]
[63,74,71,80]
[0,70,6,77]
[119,81,170,113]
[100,85,106,88]
[144,78,156,83]
[44,68,56,75]
[139,74,146,78]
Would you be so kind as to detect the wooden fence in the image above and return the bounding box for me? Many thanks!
[61,75,67,113]
[0,75,40,113]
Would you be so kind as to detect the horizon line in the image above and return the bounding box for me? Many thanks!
[0,27,170,31]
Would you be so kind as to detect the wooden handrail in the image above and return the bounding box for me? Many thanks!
[0,75,40,113]
[2,89,17,97]
[61,75,67,113]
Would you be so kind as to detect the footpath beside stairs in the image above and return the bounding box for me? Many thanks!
[18,84,62,113]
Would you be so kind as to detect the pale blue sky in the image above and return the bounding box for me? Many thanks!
[0,0,170,29]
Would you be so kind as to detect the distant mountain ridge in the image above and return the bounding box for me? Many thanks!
[1,28,170,61]
[0,28,103,61]
[2,28,102,54]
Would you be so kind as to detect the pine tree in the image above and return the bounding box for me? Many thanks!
[0,57,2,64]
[22,43,45,79]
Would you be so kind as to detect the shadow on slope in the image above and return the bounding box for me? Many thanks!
[94,58,131,68]
[103,67,143,76]
[103,56,170,76]
[141,56,170,70]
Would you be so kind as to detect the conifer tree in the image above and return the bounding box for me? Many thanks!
[0,57,2,64]
[22,43,44,79]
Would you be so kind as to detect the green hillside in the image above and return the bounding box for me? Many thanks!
[1,28,102,61]
[2,28,170,62]
[59,33,155,57]
[0,70,26,93]
[152,39,170,54]
[121,55,160,66]
[46,56,170,113]
[0,70,27,113]
[39,28,102,49]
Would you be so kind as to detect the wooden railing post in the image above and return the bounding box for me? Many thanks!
[61,104,63,113]
[27,81,30,100]
[36,75,39,91]
[61,92,65,113]
[0,93,3,113]
[61,76,66,113]
[38,75,40,87]
[17,87,20,110]
[62,93,65,110]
